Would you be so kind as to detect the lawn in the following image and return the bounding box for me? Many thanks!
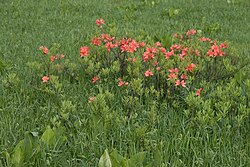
[0,0,250,166]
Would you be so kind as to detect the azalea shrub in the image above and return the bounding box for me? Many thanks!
[34,19,247,114]
[78,19,233,98]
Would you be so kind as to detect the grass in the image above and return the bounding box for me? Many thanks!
[0,0,250,166]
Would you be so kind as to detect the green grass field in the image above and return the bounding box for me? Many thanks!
[1,0,250,166]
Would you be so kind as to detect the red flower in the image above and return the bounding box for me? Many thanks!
[170,44,182,51]
[195,50,200,56]
[60,54,65,58]
[95,18,105,28]
[140,42,145,47]
[181,80,186,87]
[120,38,140,53]
[96,20,101,26]
[179,47,188,59]
[91,37,101,46]
[118,80,124,86]
[207,44,225,57]
[159,47,166,54]
[50,56,55,62]
[101,34,113,41]
[142,48,156,62]
[180,74,188,80]
[155,42,162,47]
[165,50,174,59]
[207,49,214,57]
[43,47,48,54]
[153,61,159,67]
[99,18,105,24]
[185,63,196,72]
[105,42,118,52]
[118,78,128,87]
[39,46,49,55]
[167,73,177,80]
[175,80,186,87]
[92,76,100,83]
[42,76,49,83]
[220,43,227,49]
[80,46,90,57]
[144,69,153,77]
[195,88,203,96]
[186,29,196,36]
[168,68,179,73]
[199,37,212,42]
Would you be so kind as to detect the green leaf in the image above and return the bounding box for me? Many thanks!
[12,140,24,167]
[169,8,180,17]
[41,127,56,147]
[110,149,124,167]
[3,151,11,167]
[153,149,162,166]
[24,132,35,160]
[98,149,112,167]
[54,126,67,147]
[128,152,147,167]
[30,132,39,137]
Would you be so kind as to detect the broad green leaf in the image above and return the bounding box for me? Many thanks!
[128,152,146,167]
[153,149,162,166]
[30,132,39,137]
[41,127,56,146]
[3,151,11,167]
[54,126,67,147]
[174,9,180,15]
[169,8,180,17]
[110,149,124,167]
[12,140,24,167]
[121,159,129,167]
[98,149,112,167]
[24,132,35,160]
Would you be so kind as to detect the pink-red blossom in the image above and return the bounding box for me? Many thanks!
[144,69,153,77]
[185,63,196,72]
[175,80,186,87]
[91,37,101,46]
[92,76,100,83]
[80,46,90,57]
[39,46,49,55]
[195,88,203,96]
[42,76,49,83]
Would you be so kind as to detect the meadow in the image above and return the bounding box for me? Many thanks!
[0,0,250,166]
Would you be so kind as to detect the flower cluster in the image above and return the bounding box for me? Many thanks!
[95,18,105,28]
[39,46,49,55]
[80,46,90,57]
[38,19,231,100]
[75,19,231,97]
[38,45,65,83]
[207,42,226,57]
[118,78,129,86]
[50,54,65,62]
